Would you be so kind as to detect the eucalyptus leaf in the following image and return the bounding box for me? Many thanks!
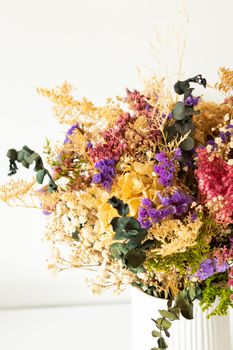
[72,230,80,241]
[125,249,146,268]
[175,290,194,320]
[180,305,194,320]
[36,169,47,184]
[188,286,196,302]
[174,80,190,95]
[174,120,195,136]
[110,242,128,258]
[180,137,195,151]
[155,318,172,331]
[139,238,157,250]
[172,102,185,120]
[184,88,194,99]
[164,125,178,142]
[126,231,147,249]
[185,106,200,116]
[108,196,129,216]
[158,337,168,349]
[159,310,179,321]
[152,330,160,338]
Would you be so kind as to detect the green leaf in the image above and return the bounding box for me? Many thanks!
[108,196,129,216]
[155,318,172,331]
[184,88,194,99]
[164,125,178,142]
[185,106,200,116]
[170,307,180,320]
[159,310,179,321]
[111,217,141,240]
[124,217,141,231]
[180,136,195,151]
[127,230,148,249]
[152,330,160,337]
[175,290,194,320]
[188,286,196,302]
[195,285,202,300]
[139,239,157,250]
[172,102,185,120]
[158,337,168,349]
[36,169,47,184]
[180,305,193,320]
[110,243,128,258]
[125,249,146,268]
[72,230,79,241]
[174,80,190,95]
[174,120,195,136]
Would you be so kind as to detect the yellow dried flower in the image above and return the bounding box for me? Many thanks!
[150,217,202,256]
[0,179,38,208]
[215,67,233,95]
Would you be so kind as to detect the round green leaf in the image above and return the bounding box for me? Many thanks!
[125,249,146,268]
[180,137,195,151]
[172,102,185,120]
[152,330,160,338]
[36,169,46,184]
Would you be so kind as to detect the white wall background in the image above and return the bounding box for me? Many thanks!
[0,0,232,349]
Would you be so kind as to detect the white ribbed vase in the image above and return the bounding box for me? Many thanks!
[131,287,232,350]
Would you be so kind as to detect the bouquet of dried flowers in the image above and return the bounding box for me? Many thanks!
[1,68,233,349]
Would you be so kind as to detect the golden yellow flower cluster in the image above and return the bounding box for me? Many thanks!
[215,67,233,95]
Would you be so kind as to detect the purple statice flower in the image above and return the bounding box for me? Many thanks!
[86,142,93,151]
[170,190,193,216]
[215,261,229,273]
[155,152,168,163]
[191,211,198,222]
[196,259,215,280]
[172,148,182,161]
[219,131,231,144]
[185,95,200,107]
[147,208,163,223]
[157,193,171,206]
[158,190,193,218]
[160,206,176,217]
[138,198,158,228]
[154,150,181,187]
[141,198,153,208]
[206,139,217,150]
[138,200,152,228]
[64,123,79,144]
[141,219,152,229]
[92,159,116,191]
[42,210,52,216]
[196,258,229,281]
[137,197,177,228]
[154,167,174,187]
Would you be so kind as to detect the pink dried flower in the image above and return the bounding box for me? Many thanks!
[228,267,233,287]
[195,148,233,224]
[88,113,132,163]
[126,89,148,112]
